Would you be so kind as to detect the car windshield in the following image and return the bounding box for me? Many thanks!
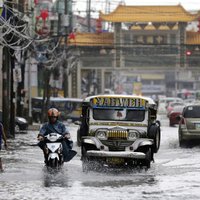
[93,108,145,122]
[170,102,184,107]
[184,106,200,118]
[173,106,184,112]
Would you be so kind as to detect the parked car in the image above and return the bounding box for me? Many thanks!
[168,105,185,127]
[166,102,185,117]
[183,98,196,106]
[14,116,28,133]
[178,104,200,147]
[158,97,183,114]
[0,111,28,133]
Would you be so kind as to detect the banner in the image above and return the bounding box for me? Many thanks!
[133,82,142,96]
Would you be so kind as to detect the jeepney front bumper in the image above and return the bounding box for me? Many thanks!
[82,137,153,160]
[86,150,146,159]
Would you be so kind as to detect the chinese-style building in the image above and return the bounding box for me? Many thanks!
[66,4,200,97]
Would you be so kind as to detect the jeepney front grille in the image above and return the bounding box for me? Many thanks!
[107,130,128,139]
[101,140,133,151]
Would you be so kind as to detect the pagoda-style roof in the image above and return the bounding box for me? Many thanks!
[66,31,200,46]
[67,32,114,46]
[186,31,200,45]
[99,5,199,23]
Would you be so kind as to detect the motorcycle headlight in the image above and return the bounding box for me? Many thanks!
[128,131,138,140]
[96,131,107,140]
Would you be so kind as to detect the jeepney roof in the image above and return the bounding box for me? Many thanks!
[83,94,156,106]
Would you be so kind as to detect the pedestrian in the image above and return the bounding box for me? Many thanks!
[0,122,8,172]
[37,108,77,163]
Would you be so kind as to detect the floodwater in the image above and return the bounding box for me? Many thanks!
[1,117,200,200]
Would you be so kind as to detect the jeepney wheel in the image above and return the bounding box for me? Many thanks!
[82,159,89,172]
[148,125,161,153]
[144,148,152,169]
[137,147,152,169]
[81,146,90,172]
[82,155,102,172]
[77,129,81,147]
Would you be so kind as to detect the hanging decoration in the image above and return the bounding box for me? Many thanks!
[35,9,49,36]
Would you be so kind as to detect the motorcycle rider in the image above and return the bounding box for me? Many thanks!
[37,108,77,163]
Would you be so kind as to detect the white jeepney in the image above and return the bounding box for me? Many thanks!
[77,94,160,170]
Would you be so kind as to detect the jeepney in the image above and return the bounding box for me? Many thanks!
[77,94,161,170]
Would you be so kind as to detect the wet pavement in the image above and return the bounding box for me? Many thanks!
[1,118,200,200]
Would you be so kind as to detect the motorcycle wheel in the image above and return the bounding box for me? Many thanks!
[49,158,58,169]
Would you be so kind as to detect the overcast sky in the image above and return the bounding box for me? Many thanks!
[73,0,200,18]
[124,0,200,10]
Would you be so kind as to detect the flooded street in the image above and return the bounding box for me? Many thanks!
[1,117,200,200]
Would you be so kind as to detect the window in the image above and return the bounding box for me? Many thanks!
[184,106,200,118]
[93,108,145,122]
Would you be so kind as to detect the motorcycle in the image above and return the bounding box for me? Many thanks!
[43,133,64,169]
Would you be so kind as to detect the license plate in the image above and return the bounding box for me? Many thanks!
[106,158,124,165]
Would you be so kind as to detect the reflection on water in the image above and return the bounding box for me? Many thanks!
[81,166,157,188]
[42,168,70,188]
[82,177,157,188]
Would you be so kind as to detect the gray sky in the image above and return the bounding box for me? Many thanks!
[123,0,200,10]
[73,0,200,18]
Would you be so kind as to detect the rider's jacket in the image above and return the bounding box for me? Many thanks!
[39,120,69,136]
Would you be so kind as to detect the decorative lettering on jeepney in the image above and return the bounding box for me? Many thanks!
[91,97,147,108]
[89,122,148,127]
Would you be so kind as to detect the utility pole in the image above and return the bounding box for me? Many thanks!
[17,0,25,117]
[10,49,15,137]
[87,0,91,32]
[2,0,15,138]
[16,52,25,117]
[63,0,72,97]
[2,47,10,137]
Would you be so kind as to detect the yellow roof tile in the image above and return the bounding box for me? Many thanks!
[100,5,199,23]
[65,31,200,46]
[186,31,200,45]
[67,32,114,46]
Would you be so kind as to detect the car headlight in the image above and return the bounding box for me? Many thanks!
[96,131,107,140]
[128,131,138,140]
[17,117,27,123]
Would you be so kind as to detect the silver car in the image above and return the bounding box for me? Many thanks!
[178,104,200,147]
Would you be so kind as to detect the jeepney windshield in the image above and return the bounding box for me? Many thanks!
[93,108,145,122]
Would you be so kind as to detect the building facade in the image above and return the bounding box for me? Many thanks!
[67,4,200,98]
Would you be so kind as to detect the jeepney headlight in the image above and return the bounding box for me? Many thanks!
[96,131,107,140]
[128,131,138,140]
